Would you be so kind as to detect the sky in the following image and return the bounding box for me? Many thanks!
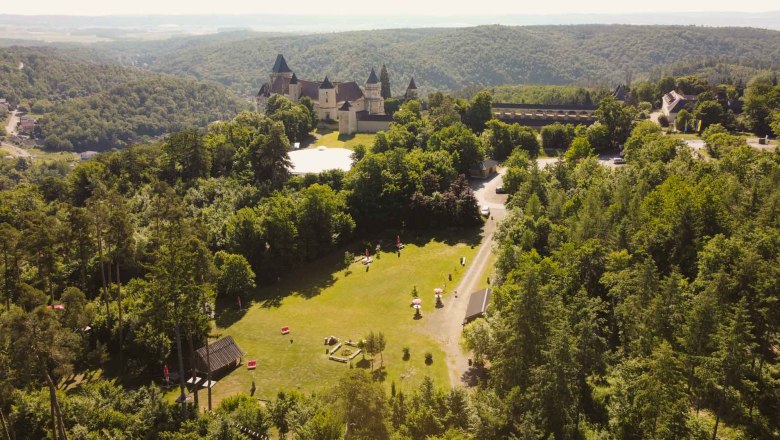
[2,0,778,16]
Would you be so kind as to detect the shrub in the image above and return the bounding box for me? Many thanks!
[402,347,410,360]
[424,352,433,365]
[658,114,669,127]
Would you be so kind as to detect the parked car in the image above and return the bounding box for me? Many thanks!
[495,186,506,194]
[612,157,626,164]
[480,206,490,216]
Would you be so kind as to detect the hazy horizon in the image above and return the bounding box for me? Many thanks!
[2,10,780,43]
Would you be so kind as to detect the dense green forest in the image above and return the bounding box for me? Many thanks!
[88,25,780,96]
[0,46,248,151]
[36,76,248,151]
[480,84,611,105]
[0,47,148,106]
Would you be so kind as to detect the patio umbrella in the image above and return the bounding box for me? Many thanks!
[412,298,422,306]
[434,288,443,294]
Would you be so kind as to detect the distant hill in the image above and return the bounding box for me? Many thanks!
[0,47,148,105]
[37,75,248,151]
[92,25,780,97]
[0,47,247,151]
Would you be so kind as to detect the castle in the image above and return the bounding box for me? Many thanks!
[257,54,417,135]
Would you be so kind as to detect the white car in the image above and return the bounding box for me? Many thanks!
[480,206,490,216]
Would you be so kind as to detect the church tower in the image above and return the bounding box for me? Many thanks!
[318,76,337,120]
[365,67,384,115]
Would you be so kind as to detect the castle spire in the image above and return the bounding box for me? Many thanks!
[319,76,334,89]
[272,54,292,73]
[367,67,379,84]
[407,77,417,90]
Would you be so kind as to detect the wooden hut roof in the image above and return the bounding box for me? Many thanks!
[464,288,492,324]
[195,335,245,373]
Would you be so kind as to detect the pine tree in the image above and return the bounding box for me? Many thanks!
[379,65,391,99]
[706,299,756,440]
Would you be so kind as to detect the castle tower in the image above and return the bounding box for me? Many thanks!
[405,77,418,100]
[365,67,384,115]
[338,100,357,135]
[270,54,294,82]
[318,76,337,120]
[288,73,300,103]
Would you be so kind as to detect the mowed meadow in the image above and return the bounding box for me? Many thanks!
[202,229,481,405]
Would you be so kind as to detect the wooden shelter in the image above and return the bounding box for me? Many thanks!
[463,288,492,325]
[195,335,245,375]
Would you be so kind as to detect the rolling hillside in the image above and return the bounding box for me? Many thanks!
[94,25,780,96]
[0,46,248,151]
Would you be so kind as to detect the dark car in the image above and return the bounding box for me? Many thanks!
[495,186,506,194]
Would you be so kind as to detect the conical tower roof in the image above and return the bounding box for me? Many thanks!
[407,77,417,90]
[289,73,298,84]
[319,76,334,89]
[367,67,379,84]
[340,100,351,111]
[272,54,292,73]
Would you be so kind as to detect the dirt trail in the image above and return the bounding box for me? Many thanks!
[423,171,507,387]
[1,111,32,158]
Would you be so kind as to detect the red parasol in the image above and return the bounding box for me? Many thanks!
[164,365,169,381]
[412,298,422,305]
[365,248,369,257]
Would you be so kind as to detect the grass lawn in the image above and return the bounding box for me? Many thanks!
[201,229,481,406]
[315,126,376,150]
[666,132,700,140]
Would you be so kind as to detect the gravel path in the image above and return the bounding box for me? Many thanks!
[423,170,507,387]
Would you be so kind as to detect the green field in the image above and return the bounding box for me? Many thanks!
[315,126,376,150]
[204,229,481,406]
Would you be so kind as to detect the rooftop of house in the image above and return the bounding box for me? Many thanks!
[492,103,598,111]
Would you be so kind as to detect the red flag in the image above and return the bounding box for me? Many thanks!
[237,295,242,309]
[365,248,369,257]
[396,235,400,245]
[164,365,169,380]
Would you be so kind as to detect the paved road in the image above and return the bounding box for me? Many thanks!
[424,170,507,387]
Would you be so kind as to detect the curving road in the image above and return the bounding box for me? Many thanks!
[424,170,507,387]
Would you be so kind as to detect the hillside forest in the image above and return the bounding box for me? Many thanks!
[0,24,779,440]
[2,63,780,437]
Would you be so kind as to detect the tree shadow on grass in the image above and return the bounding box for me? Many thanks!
[214,227,483,327]
[355,358,371,369]
[361,227,483,254]
[372,366,387,382]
